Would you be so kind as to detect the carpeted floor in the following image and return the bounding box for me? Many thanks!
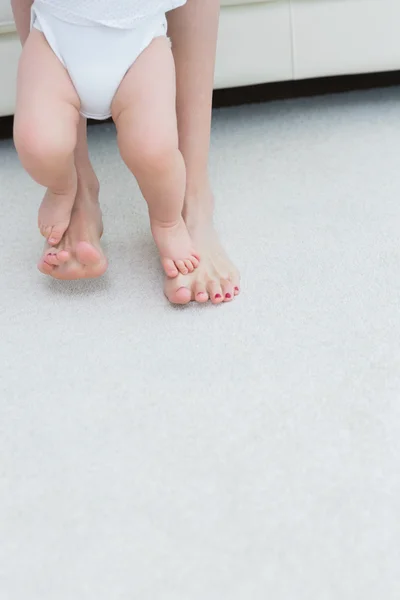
[1,88,400,598]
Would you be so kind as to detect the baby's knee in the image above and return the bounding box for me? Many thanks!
[14,118,76,170]
[121,131,179,175]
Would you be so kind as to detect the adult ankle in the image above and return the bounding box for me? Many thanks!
[76,167,100,197]
[183,180,214,225]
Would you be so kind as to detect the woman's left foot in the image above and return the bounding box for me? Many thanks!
[38,179,107,280]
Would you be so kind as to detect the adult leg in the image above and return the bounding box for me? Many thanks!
[112,37,199,277]
[166,0,240,304]
[12,0,107,279]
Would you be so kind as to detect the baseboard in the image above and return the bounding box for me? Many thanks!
[212,70,400,107]
[2,70,400,140]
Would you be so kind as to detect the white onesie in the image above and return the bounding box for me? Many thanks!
[31,0,187,119]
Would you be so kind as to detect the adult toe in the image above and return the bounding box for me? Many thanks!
[208,281,224,304]
[221,279,234,302]
[76,242,103,266]
[38,259,55,275]
[43,251,68,266]
[165,285,192,305]
[231,270,241,295]
[194,282,209,303]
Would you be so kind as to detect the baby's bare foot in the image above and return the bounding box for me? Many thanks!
[164,224,240,304]
[38,173,77,245]
[151,217,200,278]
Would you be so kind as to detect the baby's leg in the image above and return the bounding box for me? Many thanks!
[112,36,199,278]
[14,29,80,246]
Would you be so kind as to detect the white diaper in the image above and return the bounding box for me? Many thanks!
[31,4,168,120]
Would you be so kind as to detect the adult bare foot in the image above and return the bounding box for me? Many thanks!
[38,178,107,280]
[164,192,240,305]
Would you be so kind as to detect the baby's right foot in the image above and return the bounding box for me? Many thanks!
[38,174,77,245]
[151,216,200,278]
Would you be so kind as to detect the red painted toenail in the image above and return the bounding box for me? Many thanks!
[234,287,239,291]
[225,293,232,299]
[215,294,222,298]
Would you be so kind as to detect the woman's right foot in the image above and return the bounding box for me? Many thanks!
[38,179,107,280]
[164,222,240,305]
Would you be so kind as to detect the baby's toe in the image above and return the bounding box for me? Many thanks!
[184,259,195,273]
[190,255,200,268]
[39,224,51,239]
[162,258,179,278]
[175,260,189,275]
[48,224,67,245]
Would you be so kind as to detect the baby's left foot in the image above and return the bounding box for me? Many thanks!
[151,217,200,278]
[38,175,77,246]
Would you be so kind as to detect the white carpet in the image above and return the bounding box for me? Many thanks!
[1,88,400,598]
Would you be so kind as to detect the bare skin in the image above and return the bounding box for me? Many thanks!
[14,28,80,248]
[38,175,107,279]
[112,35,199,278]
[12,0,240,298]
[38,175,77,246]
[15,28,199,279]
[164,186,240,304]
[164,0,240,303]
[38,129,107,280]
[11,2,106,279]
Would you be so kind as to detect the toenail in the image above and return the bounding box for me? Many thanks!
[234,287,239,291]
[215,294,222,299]
[225,293,232,299]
